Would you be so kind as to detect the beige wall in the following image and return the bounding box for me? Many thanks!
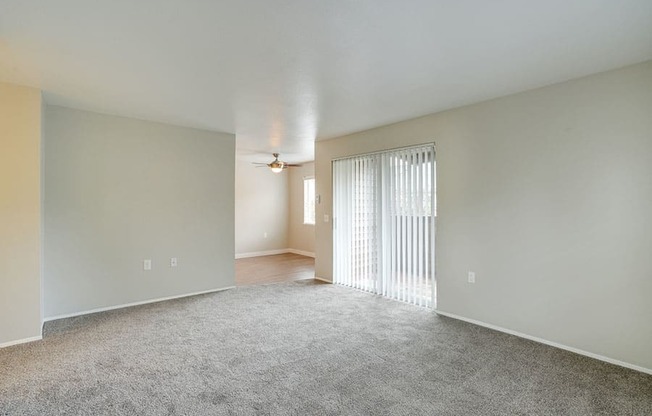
[0,83,43,345]
[44,106,235,318]
[316,61,652,371]
[235,158,289,255]
[288,162,315,255]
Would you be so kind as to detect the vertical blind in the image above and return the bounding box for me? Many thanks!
[333,144,436,307]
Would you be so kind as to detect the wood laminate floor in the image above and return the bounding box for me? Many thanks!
[235,253,316,286]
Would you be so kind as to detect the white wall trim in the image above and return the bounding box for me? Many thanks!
[0,335,43,349]
[235,248,315,259]
[44,286,235,322]
[235,249,289,259]
[314,276,332,283]
[287,248,315,258]
[435,309,652,376]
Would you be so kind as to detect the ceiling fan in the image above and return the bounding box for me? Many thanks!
[252,153,302,173]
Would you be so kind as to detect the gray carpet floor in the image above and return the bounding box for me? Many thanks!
[1,280,651,415]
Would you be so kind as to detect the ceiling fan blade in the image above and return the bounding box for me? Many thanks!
[251,162,269,165]
[284,164,302,167]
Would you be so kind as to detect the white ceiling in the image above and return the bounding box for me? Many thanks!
[1,1,652,163]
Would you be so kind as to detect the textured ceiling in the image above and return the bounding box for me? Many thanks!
[1,0,652,163]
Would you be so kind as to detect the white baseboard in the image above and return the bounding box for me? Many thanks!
[0,335,43,349]
[44,286,235,322]
[235,249,289,259]
[434,309,652,376]
[314,276,332,283]
[287,249,315,258]
[235,248,315,259]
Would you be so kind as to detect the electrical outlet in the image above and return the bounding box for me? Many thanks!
[170,257,177,267]
[143,259,152,271]
[468,271,476,283]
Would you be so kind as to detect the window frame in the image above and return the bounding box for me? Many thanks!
[303,176,316,225]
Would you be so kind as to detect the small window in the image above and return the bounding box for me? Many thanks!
[303,177,316,225]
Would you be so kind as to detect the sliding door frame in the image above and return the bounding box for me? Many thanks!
[332,143,436,307]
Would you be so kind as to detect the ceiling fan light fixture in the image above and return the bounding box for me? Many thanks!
[269,154,285,173]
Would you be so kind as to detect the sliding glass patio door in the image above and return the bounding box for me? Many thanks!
[333,144,436,307]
